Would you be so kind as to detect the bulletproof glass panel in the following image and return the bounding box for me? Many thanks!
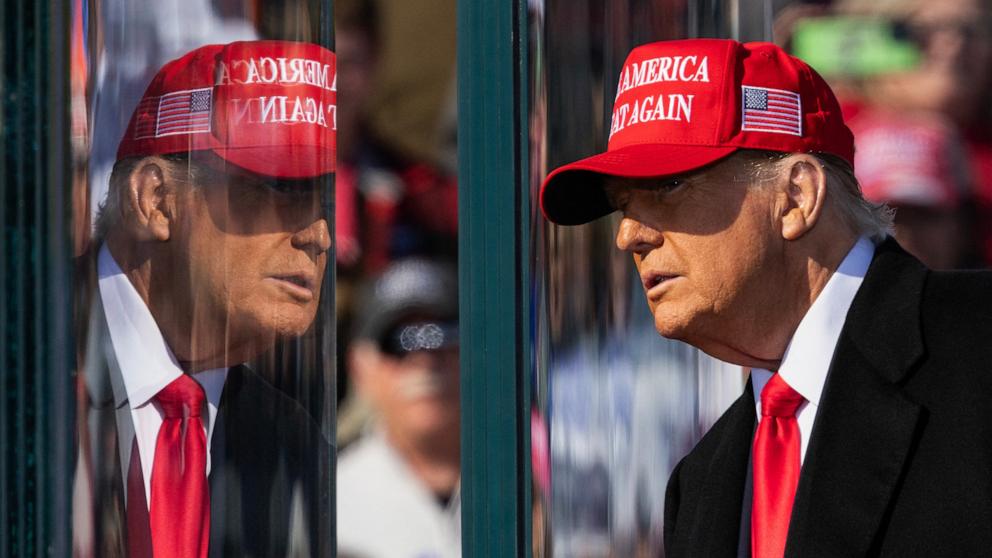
[529,1,758,556]
[70,1,335,556]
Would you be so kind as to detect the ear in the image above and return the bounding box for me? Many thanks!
[122,158,180,242]
[779,155,827,241]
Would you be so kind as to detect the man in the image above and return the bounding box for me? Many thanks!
[541,39,992,557]
[73,40,335,558]
[337,258,461,558]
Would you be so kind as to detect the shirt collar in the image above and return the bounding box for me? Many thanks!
[753,236,875,407]
[97,244,226,409]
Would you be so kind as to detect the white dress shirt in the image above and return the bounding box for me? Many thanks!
[98,244,227,509]
[750,236,875,464]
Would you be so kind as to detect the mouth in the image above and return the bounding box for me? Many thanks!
[267,272,316,302]
[642,273,680,298]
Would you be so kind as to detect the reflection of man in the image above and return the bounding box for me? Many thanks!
[541,39,992,556]
[337,259,461,558]
[74,41,335,558]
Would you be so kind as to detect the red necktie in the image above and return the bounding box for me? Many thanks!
[752,373,805,558]
[150,375,210,558]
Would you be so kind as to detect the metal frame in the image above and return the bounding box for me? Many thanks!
[457,0,531,554]
[1,0,73,556]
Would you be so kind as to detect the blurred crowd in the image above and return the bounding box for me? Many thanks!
[778,0,992,270]
[333,0,461,556]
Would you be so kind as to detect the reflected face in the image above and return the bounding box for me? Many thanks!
[361,343,461,444]
[605,156,782,354]
[171,158,331,351]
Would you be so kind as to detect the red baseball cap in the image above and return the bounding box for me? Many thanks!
[541,39,854,225]
[117,40,336,179]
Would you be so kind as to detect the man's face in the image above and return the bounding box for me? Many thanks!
[169,156,331,354]
[605,155,784,361]
[359,333,460,445]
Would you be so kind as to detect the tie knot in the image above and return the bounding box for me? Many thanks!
[760,373,804,417]
[155,374,205,419]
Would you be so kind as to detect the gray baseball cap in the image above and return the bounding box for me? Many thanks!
[353,258,458,345]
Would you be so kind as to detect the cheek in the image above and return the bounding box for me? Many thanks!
[183,214,232,302]
[188,231,273,323]
[363,371,399,413]
[682,224,770,308]
[224,241,264,293]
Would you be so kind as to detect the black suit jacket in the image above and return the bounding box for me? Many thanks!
[663,239,992,557]
[73,285,331,557]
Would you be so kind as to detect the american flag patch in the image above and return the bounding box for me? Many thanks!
[133,88,212,139]
[741,86,802,136]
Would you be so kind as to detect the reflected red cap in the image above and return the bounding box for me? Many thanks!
[117,40,336,178]
[541,39,854,225]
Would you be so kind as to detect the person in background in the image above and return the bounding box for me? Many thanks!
[335,0,458,277]
[333,0,459,470]
[335,0,382,271]
[337,258,461,558]
[780,0,992,265]
[849,110,976,269]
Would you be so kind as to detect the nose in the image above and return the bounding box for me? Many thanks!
[291,218,332,256]
[615,215,661,254]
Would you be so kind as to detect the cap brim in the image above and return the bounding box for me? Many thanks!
[540,144,739,225]
[213,144,336,179]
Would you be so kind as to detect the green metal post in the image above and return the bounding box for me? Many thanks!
[1,0,74,557]
[458,0,531,555]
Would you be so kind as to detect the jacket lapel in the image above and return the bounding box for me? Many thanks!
[785,239,927,557]
[77,288,131,558]
[677,380,756,557]
[208,367,232,557]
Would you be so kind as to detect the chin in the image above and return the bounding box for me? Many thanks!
[651,303,696,341]
[240,303,318,340]
[655,312,776,368]
[273,312,318,337]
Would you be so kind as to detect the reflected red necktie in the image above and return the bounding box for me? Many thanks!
[752,373,805,558]
[150,375,210,558]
